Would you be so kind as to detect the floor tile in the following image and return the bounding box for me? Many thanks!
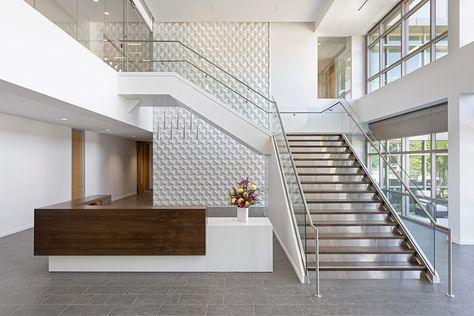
[254,304,303,315]
[109,304,160,316]
[9,304,67,316]
[223,295,268,305]
[178,294,223,305]
[41,294,94,304]
[88,294,137,304]
[206,304,254,316]
[133,294,180,305]
[60,304,115,316]
[158,304,206,315]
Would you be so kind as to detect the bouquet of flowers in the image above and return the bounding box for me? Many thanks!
[229,177,258,208]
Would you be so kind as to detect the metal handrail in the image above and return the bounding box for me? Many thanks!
[139,58,271,114]
[120,39,273,104]
[272,99,321,297]
[336,100,453,297]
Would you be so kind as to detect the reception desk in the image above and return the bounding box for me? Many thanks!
[35,195,273,272]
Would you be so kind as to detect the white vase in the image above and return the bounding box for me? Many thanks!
[237,207,249,222]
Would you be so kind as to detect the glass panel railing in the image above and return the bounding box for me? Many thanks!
[281,98,453,297]
[270,102,320,297]
[120,40,271,131]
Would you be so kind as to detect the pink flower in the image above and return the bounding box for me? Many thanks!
[238,199,246,208]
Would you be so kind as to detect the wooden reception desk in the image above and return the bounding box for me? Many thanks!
[34,195,206,256]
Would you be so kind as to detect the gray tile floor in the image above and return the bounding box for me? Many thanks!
[0,229,473,315]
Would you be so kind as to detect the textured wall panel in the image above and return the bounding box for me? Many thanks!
[153,22,270,129]
[152,23,269,207]
[153,107,266,207]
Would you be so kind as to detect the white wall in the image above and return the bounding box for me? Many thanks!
[270,23,318,108]
[0,113,71,237]
[0,0,152,132]
[85,131,137,201]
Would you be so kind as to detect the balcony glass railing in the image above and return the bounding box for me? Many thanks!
[281,99,453,297]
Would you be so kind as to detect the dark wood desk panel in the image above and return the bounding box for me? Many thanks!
[34,196,206,256]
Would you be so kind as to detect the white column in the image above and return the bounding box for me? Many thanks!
[448,94,474,244]
[459,0,474,47]
[350,35,366,99]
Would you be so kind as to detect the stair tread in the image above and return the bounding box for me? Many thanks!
[288,144,347,148]
[287,133,341,136]
[293,158,356,161]
[315,246,414,254]
[309,221,396,226]
[288,139,344,142]
[298,173,364,176]
[304,190,374,194]
[308,209,388,214]
[291,151,352,154]
[301,181,370,184]
[312,232,404,240]
[296,165,360,168]
[306,199,382,203]
[309,261,425,271]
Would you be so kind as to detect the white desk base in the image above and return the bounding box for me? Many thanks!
[49,217,273,272]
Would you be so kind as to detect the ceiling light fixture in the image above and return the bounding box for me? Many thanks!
[104,11,110,16]
[105,129,112,132]
[358,0,369,12]
[61,118,68,121]
[93,0,99,2]
[132,136,136,138]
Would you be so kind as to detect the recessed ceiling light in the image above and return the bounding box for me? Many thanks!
[132,136,136,138]
[61,118,68,121]
[104,11,109,16]
[105,129,112,132]
[93,0,99,2]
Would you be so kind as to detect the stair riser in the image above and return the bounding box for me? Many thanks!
[304,192,377,200]
[295,160,358,166]
[302,184,371,190]
[316,240,404,247]
[319,271,422,279]
[288,141,347,147]
[287,135,341,141]
[298,175,366,181]
[308,203,383,210]
[319,254,413,262]
[297,168,361,174]
[291,147,350,153]
[310,214,388,221]
[317,226,396,233]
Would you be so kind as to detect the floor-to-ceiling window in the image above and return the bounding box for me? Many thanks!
[367,0,448,93]
[367,105,448,225]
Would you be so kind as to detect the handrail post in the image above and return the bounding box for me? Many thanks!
[447,229,454,297]
[315,227,321,298]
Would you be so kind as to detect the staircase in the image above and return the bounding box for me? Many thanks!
[287,133,427,277]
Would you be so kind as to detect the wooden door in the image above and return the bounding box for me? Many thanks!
[71,129,85,200]
[137,142,151,193]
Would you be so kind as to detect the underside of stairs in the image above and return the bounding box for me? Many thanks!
[287,133,427,278]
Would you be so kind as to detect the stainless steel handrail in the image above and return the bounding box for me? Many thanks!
[139,58,270,114]
[120,39,273,103]
[272,99,321,297]
[336,100,453,297]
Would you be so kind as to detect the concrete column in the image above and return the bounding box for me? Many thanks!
[448,93,474,244]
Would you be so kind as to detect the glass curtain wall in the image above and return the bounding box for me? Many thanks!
[368,133,448,225]
[25,0,152,72]
[367,0,448,93]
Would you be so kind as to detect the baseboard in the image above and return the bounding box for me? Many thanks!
[0,224,33,238]
[453,238,474,245]
[272,229,305,284]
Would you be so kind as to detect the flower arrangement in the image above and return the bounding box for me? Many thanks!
[229,178,258,208]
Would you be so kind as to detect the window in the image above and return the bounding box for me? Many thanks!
[367,0,448,92]
[367,133,449,223]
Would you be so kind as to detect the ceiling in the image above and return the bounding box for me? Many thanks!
[0,80,152,142]
[317,0,399,36]
[145,0,333,22]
